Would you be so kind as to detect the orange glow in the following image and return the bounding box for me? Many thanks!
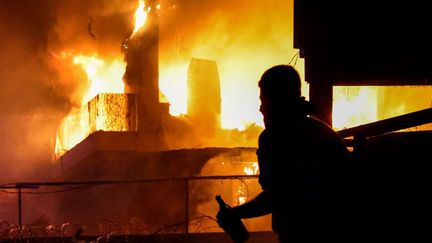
[73,55,125,103]
[55,106,91,157]
[159,63,188,116]
[55,94,134,158]
[333,87,378,130]
[156,0,297,130]
[54,0,160,157]
[235,162,259,205]
[54,53,128,158]
[56,0,312,155]
[237,189,248,205]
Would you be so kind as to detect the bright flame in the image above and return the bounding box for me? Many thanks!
[54,132,64,159]
[54,0,161,157]
[333,87,378,130]
[237,192,248,205]
[54,54,127,158]
[159,64,188,116]
[131,0,148,37]
[243,162,259,175]
[55,106,91,158]
[235,162,259,205]
[55,93,133,159]
[73,55,125,103]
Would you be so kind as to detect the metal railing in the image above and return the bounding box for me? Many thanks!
[337,107,432,152]
[0,175,259,237]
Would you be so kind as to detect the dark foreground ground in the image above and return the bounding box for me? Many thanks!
[0,231,278,243]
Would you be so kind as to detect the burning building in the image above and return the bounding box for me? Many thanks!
[54,1,247,156]
[48,0,264,235]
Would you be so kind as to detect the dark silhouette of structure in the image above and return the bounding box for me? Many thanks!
[294,0,432,125]
[122,0,165,150]
[295,1,432,240]
[217,65,352,242]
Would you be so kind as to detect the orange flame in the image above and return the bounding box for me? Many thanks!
[243,162,259,175]
[235,162,259,205]
[54,1,160,158]
[333,87,378,130]
[73,55,125,103]
[131,0,149,37]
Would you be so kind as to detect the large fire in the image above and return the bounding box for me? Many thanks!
[55,0,152,155]
[131,0,148,37]
[54,0,429,158]
[73,55,125,103]
[54,0,370,159]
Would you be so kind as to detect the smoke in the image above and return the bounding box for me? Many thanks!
[0,1,60,181]
[0,0,137,181]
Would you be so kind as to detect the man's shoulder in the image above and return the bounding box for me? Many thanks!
[258,128,271,142]
[305,116,350,153]
[303,116,348,145]
[305,116,337,132]
[305,116,331,126]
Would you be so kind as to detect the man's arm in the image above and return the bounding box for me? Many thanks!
[230,190,272,219]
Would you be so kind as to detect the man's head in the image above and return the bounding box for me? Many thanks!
[258,65,302,121]
[258,65,301,100]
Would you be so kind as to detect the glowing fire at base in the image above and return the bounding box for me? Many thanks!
[243,162,259,175]
[235,162,259,205]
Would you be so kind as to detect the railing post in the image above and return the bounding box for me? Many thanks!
[17,186,22,236]
[185,179,189,234]
[353,135,367,159]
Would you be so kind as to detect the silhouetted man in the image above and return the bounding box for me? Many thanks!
[217,65,353,242]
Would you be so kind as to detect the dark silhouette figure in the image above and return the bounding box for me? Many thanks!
[216,65,353,242]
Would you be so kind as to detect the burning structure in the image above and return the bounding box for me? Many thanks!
[48,0,264,235]
[54,1,244,156]
[122,0,165,149]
